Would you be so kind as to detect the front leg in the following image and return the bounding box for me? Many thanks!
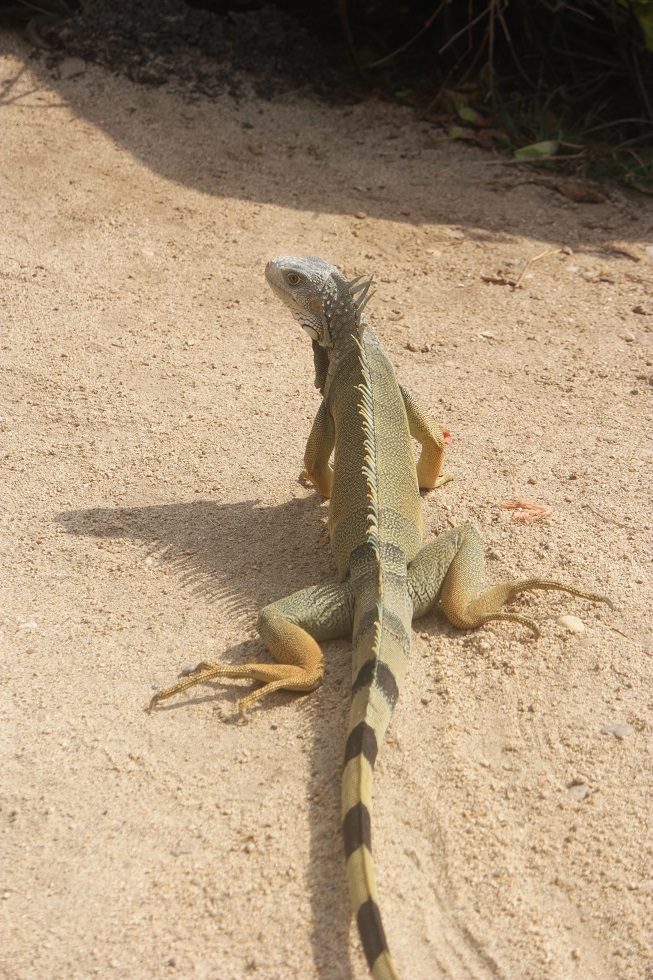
[312,339,329,394]
[303,399,335,498]
[150,582,353,713]
[399,385,452,491]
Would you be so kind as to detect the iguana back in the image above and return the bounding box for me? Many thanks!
[152,255,611,980]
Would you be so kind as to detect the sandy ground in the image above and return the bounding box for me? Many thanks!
[1,32,652,980]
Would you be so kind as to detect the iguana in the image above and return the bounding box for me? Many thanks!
[150,256,611,980]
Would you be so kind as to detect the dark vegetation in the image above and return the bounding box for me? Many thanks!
[2,0,652,189]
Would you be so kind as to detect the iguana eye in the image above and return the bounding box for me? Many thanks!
[285,272,301,286]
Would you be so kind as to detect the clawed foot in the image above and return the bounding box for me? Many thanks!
[148,660,224,712]
[149,659,323,715]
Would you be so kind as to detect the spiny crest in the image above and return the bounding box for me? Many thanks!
[352,334,380,561]
[347,274,375,336]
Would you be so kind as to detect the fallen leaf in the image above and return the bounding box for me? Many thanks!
[553,181,606,204]
[514,140,559,160]
[446,125,477,142]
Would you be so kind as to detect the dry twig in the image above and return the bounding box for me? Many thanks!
[500,465,554,523]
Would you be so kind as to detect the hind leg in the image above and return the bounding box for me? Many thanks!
[150,581,353,713]
[408,524,611,638]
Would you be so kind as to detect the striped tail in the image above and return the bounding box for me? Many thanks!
[342,577,412,980]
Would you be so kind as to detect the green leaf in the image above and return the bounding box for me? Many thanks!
[446,125,475,141]
[514,140,560,160]
[458,105,482,124]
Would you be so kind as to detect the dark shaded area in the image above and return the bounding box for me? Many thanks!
[2,0,652,126]
[1,0,651,189]
[1,0,344,99]
[1,1,652,196]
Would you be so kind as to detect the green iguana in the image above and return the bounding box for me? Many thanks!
[151,255,611,980]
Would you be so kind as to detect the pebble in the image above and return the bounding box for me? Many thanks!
[600,723,635,739]
[556,614,585,633]
[645,245,653,258]
[566,782,591,801]
[446,228,465,240]
[354,211,367,220]
[59,57,86,80]
[623,331,636,342]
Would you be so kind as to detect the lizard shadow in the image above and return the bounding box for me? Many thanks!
[56,494,334,616]
[56,492,359,978]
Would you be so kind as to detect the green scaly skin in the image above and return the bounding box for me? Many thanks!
[151,256,612,980]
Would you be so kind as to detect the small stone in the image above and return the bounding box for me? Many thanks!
[446,228,465,240]
[645,245,653,258]
[556,614,585,633]
[354,211,367,220]
[59,57,86,80]
[405,342,419,352]
[566,782,591,801]
[480,331,495,339]
[632,305,650,315]
[600,723,635,739]
[623,331,636,342]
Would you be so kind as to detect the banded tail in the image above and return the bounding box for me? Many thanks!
[342,563,413,980]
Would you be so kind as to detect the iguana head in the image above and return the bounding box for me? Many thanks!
[265,255,374,351]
